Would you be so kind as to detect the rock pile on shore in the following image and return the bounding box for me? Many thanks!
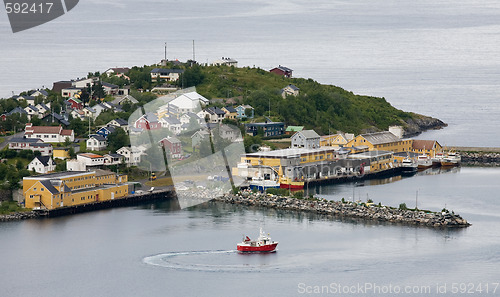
[461,152,500,166]
[213,192,470,228]
[0,211,39,222]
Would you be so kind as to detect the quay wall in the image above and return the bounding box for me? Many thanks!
[213,192,470,228]
[0,189,176,222]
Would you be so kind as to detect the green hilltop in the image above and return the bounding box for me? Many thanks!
[182,64,443,135]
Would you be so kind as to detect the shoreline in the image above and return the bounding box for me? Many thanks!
[212,191,470,228]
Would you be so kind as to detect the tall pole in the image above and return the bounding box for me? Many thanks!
[164,42,167,61]
[192,40,195,62]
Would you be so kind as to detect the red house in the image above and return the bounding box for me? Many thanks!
[67,97,83,110]
[134,113,161,131]
[270,65,293,78]
[159,136,182,159]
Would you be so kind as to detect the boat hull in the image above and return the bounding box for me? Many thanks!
[249,184,280,191]
[237,242,278,253]
[280,183,304,190]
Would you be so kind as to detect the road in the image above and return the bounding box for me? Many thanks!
[0,132,24,150]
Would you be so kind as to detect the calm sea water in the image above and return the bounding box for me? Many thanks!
[1,1,500,296]
[1,0,500,146]
[1,168,499,297]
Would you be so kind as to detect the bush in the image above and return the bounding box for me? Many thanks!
[399,203,408,210]
[265,188,289,196]
[293,191,304,199]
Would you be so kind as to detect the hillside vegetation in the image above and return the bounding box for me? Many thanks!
[189,65,438,135]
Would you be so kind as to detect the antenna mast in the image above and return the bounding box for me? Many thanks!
[192,40,195,62]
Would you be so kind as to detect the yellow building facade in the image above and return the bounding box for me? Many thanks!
[53,148,70,160]
[320,134,349,147]
[23,170,129,210]
[346,132,412,153]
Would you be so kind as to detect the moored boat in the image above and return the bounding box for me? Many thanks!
[237,228,278,253]
[401,157,418,175]
[417,154,433,169]
[432,152,444,167]
[249,176,280,191]
[441,152,461,167]
[279,176,304,190]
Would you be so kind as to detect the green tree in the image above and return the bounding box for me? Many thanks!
[107,128,129,152]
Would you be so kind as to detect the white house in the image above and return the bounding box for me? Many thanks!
[198,107,226,124]
[104,153,124,165]
[24,123,74,143]
[159,117,182,135]
[291,130,321,150]
[27,156,56,174]
[82,106,97,119]
[106,118,129,133]
[30,90,49,98]
[35,103,51,118]
[61,87,82,98]
[76,153,105,168]
[150,68,184,82]
[167,91,209,114]
[9,138,53,156]
[104,67,130,77]
[86,135,108,151]
[72,78,94,89]
[212,57,238,67]
[281,84,300,98]
[116,146,143,166]
[24,105,40,120]
[111,95,138,106]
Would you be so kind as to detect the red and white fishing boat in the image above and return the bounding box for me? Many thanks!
[237,228,278,253]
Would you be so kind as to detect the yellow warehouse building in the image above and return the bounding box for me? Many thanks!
[23,170,129,210]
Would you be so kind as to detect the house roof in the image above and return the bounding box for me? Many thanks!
[10,137,43,144]
[412,140,438,150]
[164,117,181,125]
[113,118,128,126]
[106,67,130,74]
[360,131,400,145]
[79,153,104,159]
[298,130,320,139]
[26,105,39,112]
[30,143,52,148]
[286,126,304,132]
[286,84,299,91]
[111,95,138,105]
[37,103,50,111]
[25,125,62,135]
[39,180,60,195]
[191,130,210,138]
[160,136,181,144]
[68,97,82,104]
[105,153,123,158]
[223,106,237,113]
[42,113,70,126]
[272,65,293,73]
[31,90,49,97]
[207,107,226,116]
[98,126,116,133]
[85,106,96,113]
[101,82,119,89]
[7,107,28,115]
[61,129,73,136]
[89,134,107,141]
[238,104,254,110]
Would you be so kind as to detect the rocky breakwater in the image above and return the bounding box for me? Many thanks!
[460,151,500,166]
[0,211,39,222]
[213,192,470,228]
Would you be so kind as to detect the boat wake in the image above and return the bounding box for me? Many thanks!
[143,250,283,272]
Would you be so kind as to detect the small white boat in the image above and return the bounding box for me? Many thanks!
[401,157,417,175]
[441,152,461,167]
[249,176,280,191]
[417,154,433,169]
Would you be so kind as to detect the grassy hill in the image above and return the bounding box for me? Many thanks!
[189,65,443,135]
